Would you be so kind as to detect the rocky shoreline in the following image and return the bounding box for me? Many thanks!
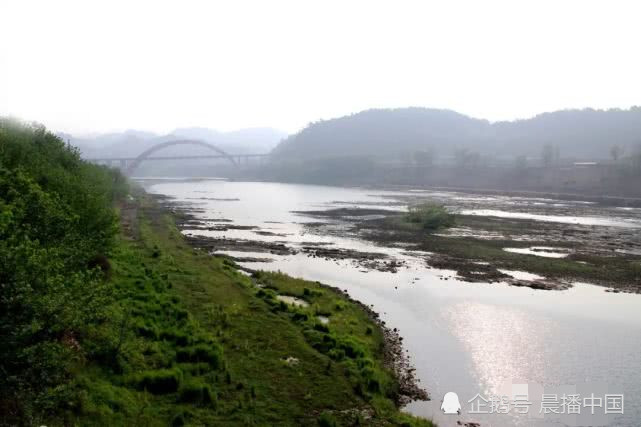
[318,281,430,406]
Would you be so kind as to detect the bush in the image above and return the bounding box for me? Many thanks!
[175,344,223,369]
[135,322,159,339]
[404,203,455,231]
[171,412,186,427]
[178,379,214,405]
[318,411,337,427]
[292,311,309,322]
[327,348,345,361]
[178,362,211,375]
[159,328,191,346]
[87,254,112,277]
[132,368,182,394]
[337,337,365,359]
[314,323,330,333]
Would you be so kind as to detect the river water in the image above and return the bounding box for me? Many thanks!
[146,179,641,427]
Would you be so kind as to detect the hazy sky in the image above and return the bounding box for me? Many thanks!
[1,0,640,135]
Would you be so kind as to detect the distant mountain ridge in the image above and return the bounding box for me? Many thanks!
[62,126,288,159]
[273,107,641,161]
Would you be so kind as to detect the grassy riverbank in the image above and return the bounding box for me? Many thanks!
[70,194,432,426]
[0,119,432,426]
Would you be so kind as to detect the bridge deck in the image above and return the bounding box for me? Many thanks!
[88,154,269,162]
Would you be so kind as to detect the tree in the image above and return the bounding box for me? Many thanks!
[514,155,528,169]
[631,143,641,171]
[454,148,480,168]
[610,145,624,162]
[413,149,434,167]
[541,144,554,166]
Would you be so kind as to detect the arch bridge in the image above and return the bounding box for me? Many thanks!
[87,139,269,176]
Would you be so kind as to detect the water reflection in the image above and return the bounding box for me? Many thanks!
[444,302,550,396]
[460,208,641,228]
[504,247,570,258]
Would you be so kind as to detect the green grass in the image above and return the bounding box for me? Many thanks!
[66,195,433,426]
[370,213,640,287]
[421,234,638,284]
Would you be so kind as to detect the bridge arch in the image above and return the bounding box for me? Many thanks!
[125,139,239,176]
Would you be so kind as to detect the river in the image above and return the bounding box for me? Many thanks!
[145,179,641,427]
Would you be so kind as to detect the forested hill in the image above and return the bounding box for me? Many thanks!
[272,107,641,160]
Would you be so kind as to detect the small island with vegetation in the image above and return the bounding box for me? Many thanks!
[399,203,456,232]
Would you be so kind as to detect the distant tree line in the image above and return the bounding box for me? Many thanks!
[272,107,641,161]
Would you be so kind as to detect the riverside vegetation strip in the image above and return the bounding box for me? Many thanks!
[0,119,433,426]
[99,193,432,425]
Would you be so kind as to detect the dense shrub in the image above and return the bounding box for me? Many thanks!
[337,337,366,359]
[160,328,191,346]
[132,368,182,394]
[179,363,211,375]
[318,411,337,427]
[292,311,309,322]
[175,344,223,368]
[0,118,128,421]
[404,203,455,231]
[313,322,330,333]
[179,380,212,404]
[88,254,112,277]
[171,412,186,427]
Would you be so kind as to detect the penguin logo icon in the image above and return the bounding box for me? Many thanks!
[441,392,461,414]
